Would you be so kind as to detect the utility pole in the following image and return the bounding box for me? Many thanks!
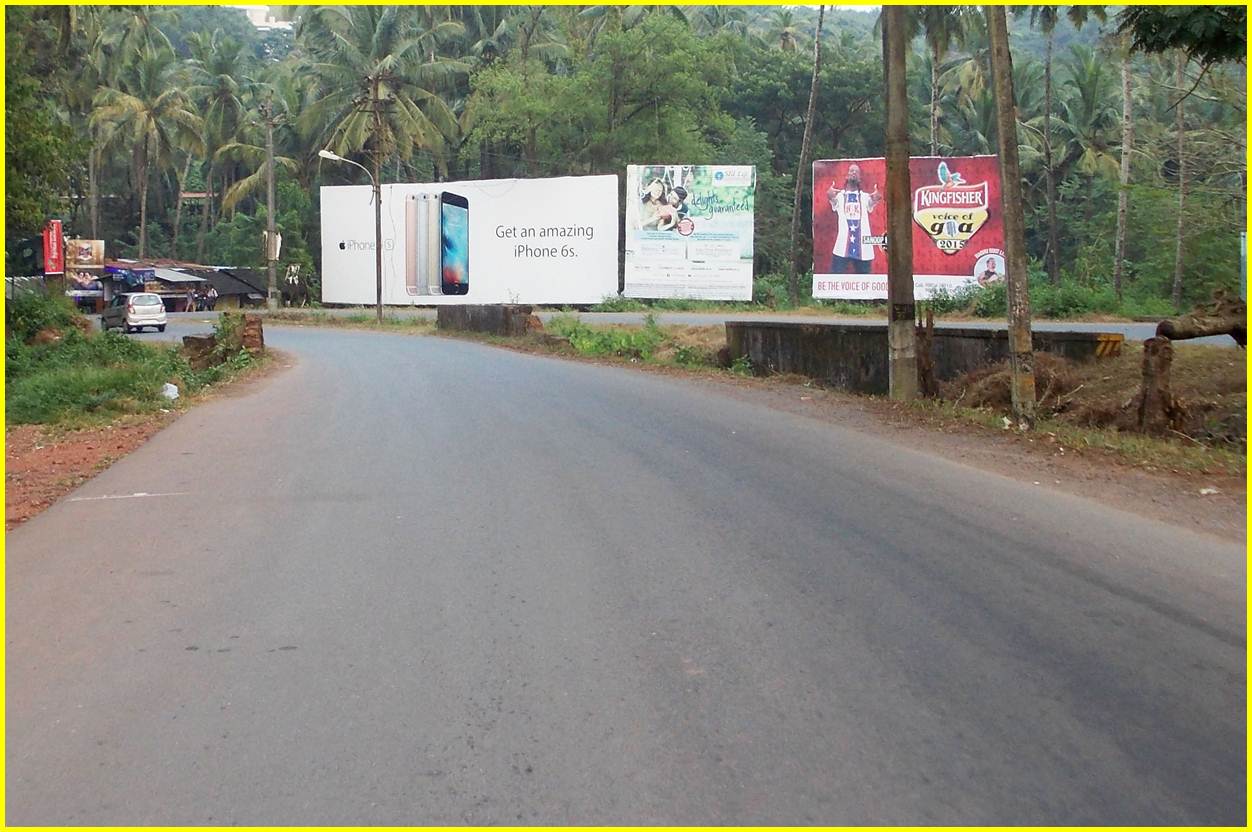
[372,76,384,323]
[987,6,1036,428]
[263,98,278,311]
[884,6,918,400]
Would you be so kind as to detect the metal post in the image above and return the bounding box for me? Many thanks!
[265,103,278,311]
[374,176,383,323]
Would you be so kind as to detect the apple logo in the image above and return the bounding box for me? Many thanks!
[338,241,346,250]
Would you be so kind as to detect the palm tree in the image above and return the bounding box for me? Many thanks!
[1113,40,1134,301]
[297,6,467,183]
[62,14,110,239]
[1054,45,1120,179]
[987,5,1036,428]
[918,7,973,156]
[213,101,297,215]
[884,5,918,400]
[939,11,991,100]
[91,45,203,259]
[1172,52,1186,310]
[766,9,800,52]
[1021,5,1107,283]
[787,4,825,306]
[186,29,252,257]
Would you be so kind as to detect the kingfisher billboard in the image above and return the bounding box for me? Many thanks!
[811,155,1005,300]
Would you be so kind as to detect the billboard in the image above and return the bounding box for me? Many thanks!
[65,238,105,269]
[42,220,64,275]
[320,175,619,305]
[812,155,1004,300]
[624,164,755,300]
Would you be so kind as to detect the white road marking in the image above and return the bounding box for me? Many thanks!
[68,491,190,503]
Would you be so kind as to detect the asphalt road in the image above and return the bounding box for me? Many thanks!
[6,322,1246,824]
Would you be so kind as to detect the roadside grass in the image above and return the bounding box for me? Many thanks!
[898,398,1245,477]
[5,293,264,427]
[261,308,434,331]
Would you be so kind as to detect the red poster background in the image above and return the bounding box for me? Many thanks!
[811,155,1003,298]
[43,219,64,275]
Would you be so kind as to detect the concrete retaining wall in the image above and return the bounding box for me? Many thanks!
[436,305,539,336]
[725,321,1123,395]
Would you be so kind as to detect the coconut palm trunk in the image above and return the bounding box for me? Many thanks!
[197,166,212,261]
[987,5,1036,428]
[172,155,192,259]
[137,143,150,259]
[787,4,824,306]
[1043,25,1060,285]
[1171,53,1186,311]
[1113,49,1133,302]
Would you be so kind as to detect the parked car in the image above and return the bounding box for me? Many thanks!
[101,292,167,333]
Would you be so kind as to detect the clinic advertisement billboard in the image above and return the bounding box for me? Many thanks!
[812,155,1004,300]
[320,175,619,306]
[624,164,755,300]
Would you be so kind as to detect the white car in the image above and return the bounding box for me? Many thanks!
[101,292,167,333]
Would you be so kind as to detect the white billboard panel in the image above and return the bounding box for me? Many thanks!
[320,175,619,305]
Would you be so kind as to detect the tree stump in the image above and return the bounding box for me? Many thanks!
[241,314,265,352]
[1135,336,1185,432]
[182,334,218,370]
[916,307,938,397]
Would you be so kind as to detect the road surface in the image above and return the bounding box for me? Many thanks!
[7,322,1245,824]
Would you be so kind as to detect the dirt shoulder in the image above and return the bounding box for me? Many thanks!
[5,350,292,530]
[438,330,1246,543]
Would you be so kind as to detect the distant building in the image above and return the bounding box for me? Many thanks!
[229,5,293,32]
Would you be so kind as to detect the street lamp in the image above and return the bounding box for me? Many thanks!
[319,149,383,323]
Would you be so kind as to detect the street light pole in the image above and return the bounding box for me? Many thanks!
[263,100,278,311]
[319,149,383,323]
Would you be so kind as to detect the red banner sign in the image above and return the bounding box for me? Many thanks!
[43,220,64,275]
[812,155,1004,300]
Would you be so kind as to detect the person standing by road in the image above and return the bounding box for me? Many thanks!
[207,285,219,311]
[184,287,196,312]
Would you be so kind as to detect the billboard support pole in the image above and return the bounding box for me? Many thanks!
[883,7,918,401]
[987,6,1036,429]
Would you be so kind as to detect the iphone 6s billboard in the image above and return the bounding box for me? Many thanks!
[320,175,619,305]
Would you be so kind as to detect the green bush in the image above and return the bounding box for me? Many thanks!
[924,285,979,316]
[1031,280,1120,318]
[971,282,1008,317]
[2,294,263,425]
[5,326,194,424]
[589,296,648,312]
[672,344,709,366]
[5,292,81,342]
[548,313,664,359]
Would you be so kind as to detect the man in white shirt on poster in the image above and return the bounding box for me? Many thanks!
[827,163,882,274]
